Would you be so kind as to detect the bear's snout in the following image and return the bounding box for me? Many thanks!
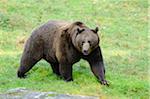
[82,43,90,55]
[83,50,89,55]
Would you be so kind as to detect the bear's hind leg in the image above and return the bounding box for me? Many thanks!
[17,40,43,78]
[17,60,40,78]
[17,53,42,78]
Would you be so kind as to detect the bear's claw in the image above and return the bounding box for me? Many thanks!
[17,71,26,78]
[100,80,109,86]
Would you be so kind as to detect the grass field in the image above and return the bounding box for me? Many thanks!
[0,0,149,98]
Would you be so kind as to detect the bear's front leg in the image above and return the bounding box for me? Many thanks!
[59,63,73,82]
[86,47,109,86]
[90,61,109,86]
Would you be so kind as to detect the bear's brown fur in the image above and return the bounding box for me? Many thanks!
[17,20,108,85]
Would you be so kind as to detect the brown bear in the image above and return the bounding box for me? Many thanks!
[17,20,108,85]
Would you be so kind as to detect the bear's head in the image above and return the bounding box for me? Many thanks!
[65,21,100,56]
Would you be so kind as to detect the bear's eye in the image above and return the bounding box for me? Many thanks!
[88,41,91,46]
[82,41,85,45]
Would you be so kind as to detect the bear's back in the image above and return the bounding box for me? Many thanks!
[31,20,70,36]
[28,20,70,62]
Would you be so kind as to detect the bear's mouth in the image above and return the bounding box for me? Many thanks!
[82,50,89,56]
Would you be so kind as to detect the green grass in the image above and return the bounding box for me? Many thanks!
[0,0,149,98]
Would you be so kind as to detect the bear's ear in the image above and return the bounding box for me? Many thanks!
[77,28,85,34]
[92,27,99,33]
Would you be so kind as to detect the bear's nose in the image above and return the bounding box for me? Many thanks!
[83,50,88,55]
